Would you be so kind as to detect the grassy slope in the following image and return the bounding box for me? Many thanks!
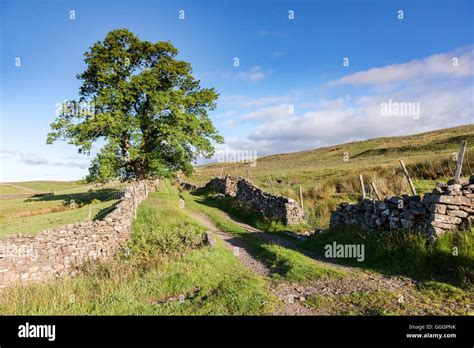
[0,182,277,315]
[1,181,82,192]
[0,200,120,237]
[193,125,474,184]
[190,124,474,227]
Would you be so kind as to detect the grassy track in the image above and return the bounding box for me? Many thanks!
[181,188,473,315]
[182,190,346,283]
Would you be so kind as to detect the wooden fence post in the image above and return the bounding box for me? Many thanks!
[359,175,366,200]
[454,140,467,184]
[248,168,254,183]
[234,165,238,179]
[268,177,275,194]
[299,185,304,213]
[399,159,417,195]
[220,168,224,177]
[369,181,382,200]
[132,185,137,219]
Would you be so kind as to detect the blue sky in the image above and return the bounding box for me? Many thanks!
[1,0,473,181]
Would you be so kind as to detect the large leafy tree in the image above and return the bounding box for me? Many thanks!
[48,29,222,181]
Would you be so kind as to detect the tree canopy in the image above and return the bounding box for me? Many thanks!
[47,29,223,182]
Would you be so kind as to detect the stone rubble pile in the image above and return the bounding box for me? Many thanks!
[330,176,474,240]
[203,176,237,197]
[0,181,149,288]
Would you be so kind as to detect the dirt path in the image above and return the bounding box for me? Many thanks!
[187,210,316,315]
[183,208,464,315]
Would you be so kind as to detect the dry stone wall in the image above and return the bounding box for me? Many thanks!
[330,177,474,240]
[184,175,304,225]
[236,178,304,225]
[203,176,237,197]
[0,181,149,288]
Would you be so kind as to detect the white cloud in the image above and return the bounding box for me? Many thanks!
[237,66,269,82]
[241,104,292,122]
[330,47,473,86]
[215,47,474,156]
[0,149,90,169]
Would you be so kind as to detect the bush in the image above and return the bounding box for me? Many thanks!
[131,203,205,256]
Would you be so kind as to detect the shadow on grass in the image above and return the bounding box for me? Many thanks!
[298,226,474,288]
[25,188,122,207]
[191,191,473,288]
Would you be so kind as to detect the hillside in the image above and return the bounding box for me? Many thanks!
[190,124,474,226]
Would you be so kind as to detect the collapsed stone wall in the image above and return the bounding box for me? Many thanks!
[203,176,237,197]
[188,175,304,225]
[236,178,305,225]
[0,181,149,288]
[330,177,474,240]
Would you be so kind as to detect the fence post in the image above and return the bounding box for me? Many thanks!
[132,185,137,219]
[247,168,254,183]
[359,175,366,200]
[399,159,417,195]
[454,140,467,184]
[234,165,238,179]
[299,185,304,213]
[268,177,275,194]
[220,168,224,177]
[369,181,382,200]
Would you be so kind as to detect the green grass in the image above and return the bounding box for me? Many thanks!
[297,226,474,289]
[0,199,120,237]
[2,181,83,192]
[0,185,33,195]
[0,183,277,315]
[182,190,345,284]
[0,185,124,237]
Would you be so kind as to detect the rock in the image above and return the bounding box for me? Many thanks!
[401,219,414,229]
[430,204,447,214]
[432,213,462,225]
[431,195,470,206]
[447,210,468,218]
[203,232,216,247]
